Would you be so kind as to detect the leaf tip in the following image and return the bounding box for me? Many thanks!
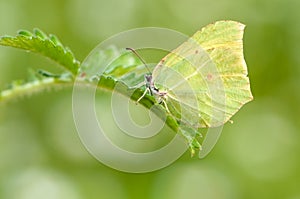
[17,30,33,37]
[33,28,48,39]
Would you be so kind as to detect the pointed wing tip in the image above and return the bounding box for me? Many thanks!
[213,20,246,31]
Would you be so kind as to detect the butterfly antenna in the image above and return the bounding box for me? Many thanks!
[126,47,152,73]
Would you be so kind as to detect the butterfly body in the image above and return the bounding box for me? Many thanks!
[140,73,168,106]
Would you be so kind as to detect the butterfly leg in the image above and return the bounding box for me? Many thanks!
[136,87,150,104]
[160,99,171,113]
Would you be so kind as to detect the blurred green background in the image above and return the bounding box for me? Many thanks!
[1,0,300,198]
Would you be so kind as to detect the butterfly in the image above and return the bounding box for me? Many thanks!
[125,21,253,156]
[127,21,253,132]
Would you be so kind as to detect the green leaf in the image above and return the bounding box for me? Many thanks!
[0,70,73,102]
[81,46,196,153]
[96,75,179,134]
[0,28,80,75]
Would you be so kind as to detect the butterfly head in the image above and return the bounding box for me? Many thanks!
[144,73,154,92]
[145,73,152,83]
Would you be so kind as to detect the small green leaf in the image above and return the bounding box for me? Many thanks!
[0,29,80,75]
[0,71,73,102]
